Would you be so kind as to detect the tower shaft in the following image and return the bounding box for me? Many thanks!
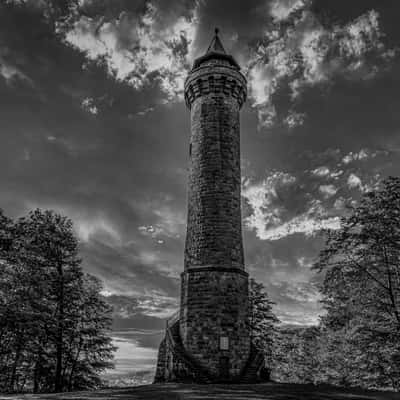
[179,43,250,379]
[184,70,245,270]
[154,31,262,384]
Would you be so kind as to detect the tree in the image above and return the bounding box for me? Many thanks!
[63,274,115,391]
[13,210,84,392]
[314,176,400,390]
[249,279,279,372]
[0,208,115,393]
[271,326,321,384]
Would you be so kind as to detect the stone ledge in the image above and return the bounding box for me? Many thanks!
[182,266,248,277]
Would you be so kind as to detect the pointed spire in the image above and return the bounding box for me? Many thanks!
[206,27,226,54]
[191,28,240,70]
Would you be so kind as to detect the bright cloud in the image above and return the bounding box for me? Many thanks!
[311,166,330,177]
[347,173,363,190]
[242,171,296,237]
[243,172,341,241]
[319,184,338,198]
[269,0,308,22]
[342,149,371,164]
[248,6,393,128]
[81,97,99,115]
[62,3,198,99]
[255,208,340,241]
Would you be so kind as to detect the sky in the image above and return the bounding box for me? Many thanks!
[1,0,400,382]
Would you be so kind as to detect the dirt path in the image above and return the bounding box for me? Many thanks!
[0,383,398,400]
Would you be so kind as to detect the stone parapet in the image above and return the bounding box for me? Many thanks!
[184,64,247,110]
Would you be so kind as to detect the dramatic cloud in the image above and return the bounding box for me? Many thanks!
[242,172,341,241]
[242,172,297,238]
[63,1,199,99]
[269,0,308,22]
[247,4,394,128]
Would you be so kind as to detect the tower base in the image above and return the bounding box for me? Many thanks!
[154,319,266,384]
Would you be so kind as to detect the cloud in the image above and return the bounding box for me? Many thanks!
[347,173,363,190]
[319,184,337,198]
[311,166,330,177]
[284,110,306,129]
[76,216,121,243]
[255,203,340,241]
[0,54,34,86]
[248,250,325,326]
[247,5,394,128]
[342,148,372,164]
[62,2,199,100]
[107,293,178,320]
[81,96,99,114]
[243,172,341,241]
[0,61,28,83]
[269,0,308,22]
[242,171,297,237]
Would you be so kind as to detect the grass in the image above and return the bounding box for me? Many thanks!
[0,383,398,400]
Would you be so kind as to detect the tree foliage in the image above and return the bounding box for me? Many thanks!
[267,178,400,391]
[314,176,400,390]
[271,326,321,384]
[0,209,115,393]
[249,278,279,370]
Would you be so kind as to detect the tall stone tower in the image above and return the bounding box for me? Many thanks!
[155,30,264,383]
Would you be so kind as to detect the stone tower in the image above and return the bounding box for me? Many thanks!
[155,30,264,383]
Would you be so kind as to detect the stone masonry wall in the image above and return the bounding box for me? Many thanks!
[179,268,250,378]
[178,55,250,380]
[184,79,245,270]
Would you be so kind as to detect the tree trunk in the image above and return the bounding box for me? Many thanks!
[33,350,42,393]
[54,262,64,393]
[68,338,83,392]
[8,342,21,392]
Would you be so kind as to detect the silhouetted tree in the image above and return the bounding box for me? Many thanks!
[0,209,114,393]
[249,279,279,372]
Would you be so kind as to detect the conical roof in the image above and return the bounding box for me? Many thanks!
[192,28,240,70]
[206,28,226,54]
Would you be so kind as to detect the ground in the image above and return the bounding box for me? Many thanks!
[0,383,398,400]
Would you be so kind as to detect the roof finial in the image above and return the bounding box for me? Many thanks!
[206,27,226,54]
